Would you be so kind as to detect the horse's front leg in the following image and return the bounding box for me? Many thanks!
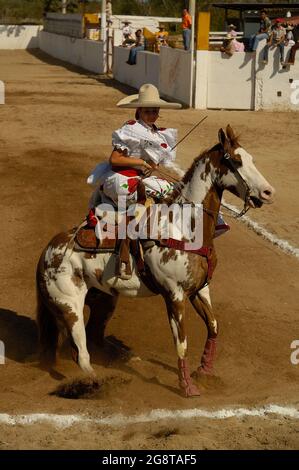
[190,284,218,375]
[165,297,200,398]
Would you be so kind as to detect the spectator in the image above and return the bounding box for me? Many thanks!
[220,34,235,56]
[262,19,285,65]
[182,8,192,51]
[126,29,145,65]
[155,25,168,52]
[249,10,272,52]
[220,34,245,56]
[228,24,237,38]
[283,24,299,65]
[122,21,134,46]
[285,25,295,46]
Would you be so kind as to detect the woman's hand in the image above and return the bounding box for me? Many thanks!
[141,160,154,176]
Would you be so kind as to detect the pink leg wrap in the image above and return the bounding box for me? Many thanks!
[178,358,201,397]
[198,338,217,375]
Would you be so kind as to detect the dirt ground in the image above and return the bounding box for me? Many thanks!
[0,50,298,450]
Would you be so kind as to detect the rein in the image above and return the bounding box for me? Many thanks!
[151,150,252,219]
[222,152,251,217]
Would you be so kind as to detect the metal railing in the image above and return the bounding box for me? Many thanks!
[209,31,244,45]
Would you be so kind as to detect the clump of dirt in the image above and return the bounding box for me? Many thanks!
[50,374,132,399]
[152,427,180,439]
[50,377,101,399]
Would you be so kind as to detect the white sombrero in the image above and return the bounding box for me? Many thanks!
[116,83,182,109]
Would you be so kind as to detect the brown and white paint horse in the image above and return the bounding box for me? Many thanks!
[36,125,275,397]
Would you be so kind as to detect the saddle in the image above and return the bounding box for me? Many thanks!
[75,224,118,252]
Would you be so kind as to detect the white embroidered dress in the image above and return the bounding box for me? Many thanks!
[88,119,178,205]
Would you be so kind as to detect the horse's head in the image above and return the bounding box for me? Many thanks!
[216,125,275,208]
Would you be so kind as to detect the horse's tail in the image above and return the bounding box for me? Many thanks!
[36,253,58,368]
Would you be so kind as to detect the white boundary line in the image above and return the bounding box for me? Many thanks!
[222,201,299,259]
[0,405,298,428]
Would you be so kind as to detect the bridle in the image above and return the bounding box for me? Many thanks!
[222,151,251,217]
[151,149,253,218]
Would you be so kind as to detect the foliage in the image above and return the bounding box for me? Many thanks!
[1,1,290,30]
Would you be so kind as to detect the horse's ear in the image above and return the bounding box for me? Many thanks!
[226,124,236,145]
[218,128,228,150]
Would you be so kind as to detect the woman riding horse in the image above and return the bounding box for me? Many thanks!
[88,83,182,205]
[87,84,229,278]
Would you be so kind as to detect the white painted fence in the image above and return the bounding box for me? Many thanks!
[113,46,192,106]
[195,40,299,111]
[113,46,159,89]
[1,23,299,112]
[0,25,41,49]
[39,30,105,74]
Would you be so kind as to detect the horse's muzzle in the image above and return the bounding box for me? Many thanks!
[249,196,264,208]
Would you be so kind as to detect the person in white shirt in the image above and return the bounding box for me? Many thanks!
[88,83,182,205]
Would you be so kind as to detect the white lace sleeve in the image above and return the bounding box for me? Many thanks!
[144,129,177,166]
[112,124,140,155]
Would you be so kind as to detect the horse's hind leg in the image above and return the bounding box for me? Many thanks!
[46,279,93,375]
[190,285,218,375]
[85,288,119,346]
[63,295,95,375]
[165,297,200,398]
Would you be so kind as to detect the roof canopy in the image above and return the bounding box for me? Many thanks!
[212,3,299,11]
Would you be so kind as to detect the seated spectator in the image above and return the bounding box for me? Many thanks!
[262,19,285,65]
[126,29,145,65]
[220,35,234,56]
[220,34,244,56]
[285,25,295,46]
[122,21,134,47]
[283,24,299,65]
[249,9,272,52]
[155,25,169,52]
[227,24,237,38]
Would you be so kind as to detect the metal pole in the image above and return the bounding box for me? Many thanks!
[189,0,196,108]
[62,0,67,14]
[101,0,107,41]
[101,0,107,73]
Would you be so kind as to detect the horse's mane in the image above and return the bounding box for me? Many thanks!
[162,129,241,205]
[162,143,222,205]
[182,143,222,185]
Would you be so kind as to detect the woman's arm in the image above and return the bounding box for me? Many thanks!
[109,148,152,170]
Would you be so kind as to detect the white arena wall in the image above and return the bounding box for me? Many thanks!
[1,24,298,111]
[113,46,192,106]
[195,41,299,111]
[39,30,105,74]
[113,46,159,90]
[159,47,192,106]
[0,25,41,49]
[254,46,299,111]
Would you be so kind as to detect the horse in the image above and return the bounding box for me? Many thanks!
[36,125,275,397]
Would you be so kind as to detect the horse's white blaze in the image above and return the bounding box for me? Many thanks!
[234,147,275,201]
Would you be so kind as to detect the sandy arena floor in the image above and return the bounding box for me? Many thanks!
[0,50,298,450]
